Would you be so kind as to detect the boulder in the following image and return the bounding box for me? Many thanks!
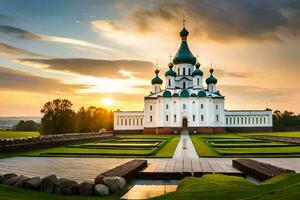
[3,175,26,185]
[40,175,59,193]
[0,173,17,183]
[55,178,78,195]
[23,177,41,190]
[94,174,104,185]
[94,184,110,196]
[103,176,126,193]
[15,176,30,187]
[78,181,93,196]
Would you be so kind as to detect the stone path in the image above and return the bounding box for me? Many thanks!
[1,157,299,182]
[172,131,198,159]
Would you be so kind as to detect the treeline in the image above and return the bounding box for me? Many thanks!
[13,120,39,131]
[273,110,300,128]
[40,99,113,135]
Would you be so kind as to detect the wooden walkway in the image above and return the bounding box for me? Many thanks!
[138,158,246,179]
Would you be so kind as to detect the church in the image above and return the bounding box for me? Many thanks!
[114,24,273,134]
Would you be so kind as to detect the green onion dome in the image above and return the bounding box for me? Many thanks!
[206,68,218,84]
[151,69,163,85]
[192,62,203,77]
[165,62,177,77]
[173,27,197,65]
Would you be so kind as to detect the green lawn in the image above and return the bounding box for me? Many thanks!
[192,132,300,157]
[21,135,180,158]
[0,131,39,139]
[153,173,300,200]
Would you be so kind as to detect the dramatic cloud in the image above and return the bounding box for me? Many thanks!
[0,25,114,51]
[0,66,88,93]
[103,0,300,43]
[18,58,156,79]
[0,42,46,57]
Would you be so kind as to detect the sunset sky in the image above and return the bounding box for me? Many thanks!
[0,0,300,117]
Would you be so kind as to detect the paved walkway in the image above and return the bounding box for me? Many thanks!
[0,157,299,181]
[172,131,198,159]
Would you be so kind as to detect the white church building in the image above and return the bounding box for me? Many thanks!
[114,25,273,134]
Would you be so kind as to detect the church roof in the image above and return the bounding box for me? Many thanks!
[206,68,218,84]
[151,69,163,85]
[192,62,203,77]
[145,88,224,99]
[165,62,177,77]
[173,27,197,65]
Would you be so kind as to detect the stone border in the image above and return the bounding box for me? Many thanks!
[0,159,147,197]
[0,132,114,153]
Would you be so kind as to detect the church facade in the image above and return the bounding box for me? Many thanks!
[114,26,273,134]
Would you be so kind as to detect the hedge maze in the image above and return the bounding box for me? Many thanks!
[35,136,174,157]
[197,134,300,157]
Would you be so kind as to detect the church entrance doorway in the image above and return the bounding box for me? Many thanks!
[182,117,188,128]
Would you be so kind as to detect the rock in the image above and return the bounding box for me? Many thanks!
[15,176,30,187]
[103,176,126,193]
[3,175,26,185]
[94,174,104,185]
[78,181,93,196]
[23,177,41,190]
[55,178,78,195]
[94,184,110,196]
[40,175,59,193]
[0,173,17,183]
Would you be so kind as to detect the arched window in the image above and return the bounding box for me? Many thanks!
[197,78,200,86]
[188,68,191,75]
[183,82,186,89]
[178,68,180,75]
[183,104,186,109]
[183,68,186,75]
[150,116,152,122]
[168,79,171,86]
[166,115,169,121]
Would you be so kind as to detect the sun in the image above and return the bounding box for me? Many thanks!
[102,98,113,107]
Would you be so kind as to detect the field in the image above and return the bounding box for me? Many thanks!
[192,132,300,157]
[22,135,180,158]
[0,131,39,139]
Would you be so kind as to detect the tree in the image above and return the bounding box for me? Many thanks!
[40,99,76,135]
[13,120,39,131]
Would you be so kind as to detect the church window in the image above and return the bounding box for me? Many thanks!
[201,104,204,109]
[174,115,176,122]
[183,104,186,109]
[188,68,191,75]
[263,117,266,124]
[137,119,139,126]
[226,117,228,124]
[193,115,195,122]
[166,104,169,109]
[256,117,258,124]
[168,79,171,86]
[178,68,180,75]
[150,105,152,110]
[216,115,219,122]
[129,118,131,125]
[121,118,123,126]
[125,119,127,126]
[216,105,218,110]
[260,117,262,124]
[193,101,195,104]
[183,68,186,75]
[233,118,236,124]
[150,116,152,122]
[241,117,243,124]
[183,82,186,89]
[197,78,200,86]
[201,115,204,121]
[141,118,143,125]
[237,117,240,124]
[166,115,169,121]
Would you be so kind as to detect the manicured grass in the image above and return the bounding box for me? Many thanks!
[192,133,300,157]
[21,135,180,158]
[153,173,300,200]
[0,131,39,139]
[240,132,300,137]
[190,135,218,157]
